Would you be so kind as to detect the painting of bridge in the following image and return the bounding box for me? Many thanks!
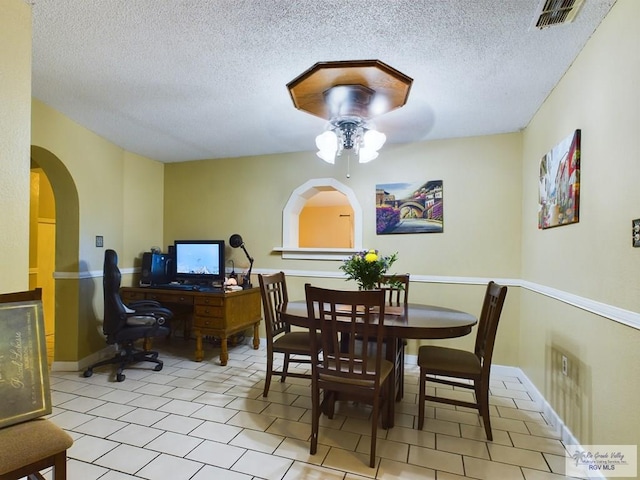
[376,180,443,234]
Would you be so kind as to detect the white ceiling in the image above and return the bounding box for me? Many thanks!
[30,0,616,163]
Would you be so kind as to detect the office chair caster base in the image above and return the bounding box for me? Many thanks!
[116,372,126,382]
[83,368,93,378]
[154,363,163,371]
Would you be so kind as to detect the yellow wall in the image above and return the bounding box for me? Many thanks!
[299,205,354,247]
[520,0,640,446]
[0,0,31,292]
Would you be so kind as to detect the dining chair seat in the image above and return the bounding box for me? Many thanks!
[418,346,481,376]
[0,418,74,480]
[272,330,319,353]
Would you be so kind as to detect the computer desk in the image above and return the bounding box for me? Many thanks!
[121,286,262,365]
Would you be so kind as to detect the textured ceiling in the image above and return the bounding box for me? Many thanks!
[30,0,616,163]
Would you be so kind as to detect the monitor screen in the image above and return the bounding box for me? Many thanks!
[173,240,225,284]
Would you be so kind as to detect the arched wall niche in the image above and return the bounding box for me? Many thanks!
[275,178,362,260]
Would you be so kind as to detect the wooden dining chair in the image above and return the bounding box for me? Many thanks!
[378,273,410,400]
[0,288,74,480]
[417,281,507,440]
[258,272,318,397]
[305,284,393,468]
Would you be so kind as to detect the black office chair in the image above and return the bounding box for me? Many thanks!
[84,249,173,382]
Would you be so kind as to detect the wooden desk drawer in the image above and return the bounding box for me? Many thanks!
[194,305,223,317]
[122,291,146,303]
[194,296,224,307]
[144,292,194,305]
[193,316,223,329]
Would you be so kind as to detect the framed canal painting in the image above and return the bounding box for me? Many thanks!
[376,180,443,235]
[538,129,581,229]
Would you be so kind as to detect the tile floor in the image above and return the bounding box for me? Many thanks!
[40,338,583,480]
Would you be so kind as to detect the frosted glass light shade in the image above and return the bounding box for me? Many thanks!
[316,130,338,164]
[358,148,379,163]
[363,129,386,151]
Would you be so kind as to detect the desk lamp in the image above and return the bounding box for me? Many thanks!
[229,234,254,288]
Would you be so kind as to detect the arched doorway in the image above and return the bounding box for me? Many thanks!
[30,146,81,365]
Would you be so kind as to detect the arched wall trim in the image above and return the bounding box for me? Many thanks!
[275,178,363,260]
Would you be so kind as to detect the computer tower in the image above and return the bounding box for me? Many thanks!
[140,252,173,286]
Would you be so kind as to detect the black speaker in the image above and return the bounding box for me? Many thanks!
[140,252,173,286]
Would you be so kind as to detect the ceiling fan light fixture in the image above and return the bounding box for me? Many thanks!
[287,60,412,168]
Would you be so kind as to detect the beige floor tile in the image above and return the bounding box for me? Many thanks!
[151,413,203,434]
[386,425,436,449]
[317,424,362,450]
[282,460,346,480]
[356,436,409,462]
[487,443,548,472]
[185,439,247,468]
[232,449,293,480]
[106,423,164,447]
[497,406,546,423]
[436,433,490,459]
[190,464,252,480]
[261,401,307,421]
[273,437,330,465]
[524,421,562,440]
[408,445,464,475]
[509,432,566,455]
[376,457,437,479]
[227,410,276,431]
[463,455,525,479]
[460,423,512,445]
[136,452,203,480]
[190,403,237,422]
[322,447,378,477]
[144,430,203,456]
[189,420,243,442]
[435,407,482,427]
[266,417,313,441]
[225,396,270,413]
[490,416,530,435]
[229,428,285,453]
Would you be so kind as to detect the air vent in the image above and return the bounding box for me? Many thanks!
[532,0,585,29]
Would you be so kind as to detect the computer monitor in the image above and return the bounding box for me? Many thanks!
[173,240,225,285]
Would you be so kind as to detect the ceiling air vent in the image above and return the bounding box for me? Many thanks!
[532,0,585,29]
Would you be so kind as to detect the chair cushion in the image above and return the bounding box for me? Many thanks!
[273,331,318,354]
[0,418,73,474]
[418,345,481,377]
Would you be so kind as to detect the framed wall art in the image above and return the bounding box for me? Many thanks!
[538,129,581,229]
[0,299,51,428]
[376,180,443,235]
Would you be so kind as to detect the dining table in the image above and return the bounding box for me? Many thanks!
[279,301,478,427]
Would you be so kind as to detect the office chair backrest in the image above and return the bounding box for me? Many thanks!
[103,249,128,338]
[474,281,508,376]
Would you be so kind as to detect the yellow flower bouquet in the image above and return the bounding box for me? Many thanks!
[339,249,398,291]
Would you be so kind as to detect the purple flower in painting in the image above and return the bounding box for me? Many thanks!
[376,206,400,234]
